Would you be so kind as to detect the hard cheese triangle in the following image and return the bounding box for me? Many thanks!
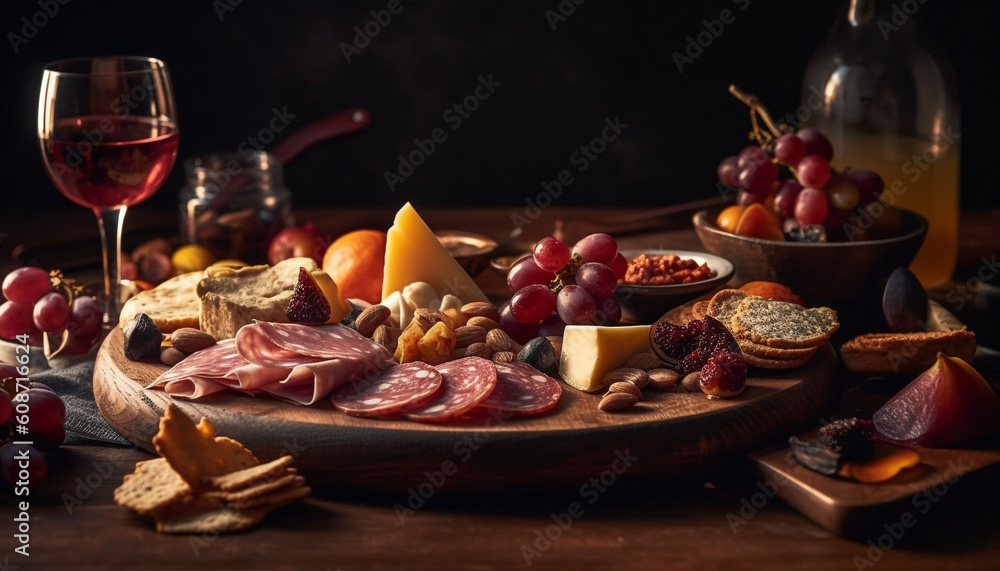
[382,202,489,303]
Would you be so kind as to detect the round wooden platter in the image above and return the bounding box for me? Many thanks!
[94,327,839,493]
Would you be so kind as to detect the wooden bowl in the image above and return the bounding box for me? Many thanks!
[435,230,497,277]
[615,249,734,323]
[692,208,927,316]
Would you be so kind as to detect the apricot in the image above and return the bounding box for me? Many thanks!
[739,281,803,305]
[715,205,746,234]
[734,204,785,241]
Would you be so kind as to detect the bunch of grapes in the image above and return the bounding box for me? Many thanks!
[1,363,67,488]
[718,86,899,243]
[0,266,102,354]
[501,233,628,341]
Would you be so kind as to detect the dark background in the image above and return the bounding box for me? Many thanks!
[2,0,997,215]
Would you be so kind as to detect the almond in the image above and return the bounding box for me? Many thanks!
[607,381,643,400]
[414,308,449,331]
[461,301,500,322]
[486,328,520,353]
[647,368,681,391]
[681,371,701,392]
[491,350,516,363]
[601,367,649,389]
[170,328,216,354]
[597,391,639,412]
[354,304,390,337]
[372,325,401,353]
[159,346,186,367]
[466,316,500,331]
[462,342,493,359]
[625,352,661,372]
[453,325,487,347]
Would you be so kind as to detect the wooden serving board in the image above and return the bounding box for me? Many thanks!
[94,327,839,493]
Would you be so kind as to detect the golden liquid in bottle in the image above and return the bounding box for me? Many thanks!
[832,132,960,289]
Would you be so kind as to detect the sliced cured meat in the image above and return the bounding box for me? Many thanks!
[147,340,250,399]
[256,359,387,406]
[474,361,562,416]
[236,322,392,368]
[330,362,442,417]
[406,357,497,423]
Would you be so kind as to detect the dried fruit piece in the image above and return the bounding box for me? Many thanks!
[699,351,746,398]
[788,436,840,476]
[818,418,874,461]
[417,321,457,365]
[882,267,928,333]
[393,321,424,363]
[285,267,331,325]
[515,337,559,377]
[838,449,921,484]
[124,313,162,361]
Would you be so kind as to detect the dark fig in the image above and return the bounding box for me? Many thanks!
[789,436,841,475]
[515,337,559,377]
[123,313,162,361]
[883,267,928,333]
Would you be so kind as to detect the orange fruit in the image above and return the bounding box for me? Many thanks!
[322,229,387,304]
[739,281,804,305]
[734,204,785,241]
[716,205,746,234]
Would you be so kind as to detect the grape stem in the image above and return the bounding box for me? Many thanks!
[728,85,787,146]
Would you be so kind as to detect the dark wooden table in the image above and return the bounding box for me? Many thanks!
[3,205,1000,570]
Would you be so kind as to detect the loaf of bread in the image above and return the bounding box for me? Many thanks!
[197,257,317,340]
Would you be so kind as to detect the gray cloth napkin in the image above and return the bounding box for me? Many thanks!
[33,360,132,446]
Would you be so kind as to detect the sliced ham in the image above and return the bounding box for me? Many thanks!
[146,340,250,399]
[474,361,562,416]
[236,322,392,368]
[331,361,442,417]
[406,357,497,423]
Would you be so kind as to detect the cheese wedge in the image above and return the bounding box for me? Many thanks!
[382,203,489,303]
[558,325,653,392]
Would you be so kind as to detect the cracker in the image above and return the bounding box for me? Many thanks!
[152,404,259,489]
[119,271,202,333]
[691,300,709,321]
[706,289,748,326]
[730,296,839,349]
[229,484,311,510]
[210,455,294,492]
[743,351,814,370]
[156,505,270,534]
[738,339,818,360]
[113,457,190,516]
[222,473,302,504]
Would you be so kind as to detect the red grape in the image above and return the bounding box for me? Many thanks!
[498,303,540,345]
[826,176,861,210]
[608,252,628,281]
[844,169,885,203]
[0,443,47,488]
[737,189,766,206]
[795,188,829,226]
[738,158,778,194]
[773,180,804,218]
[0,387,11,425]
[69,296,102,340]
[774,134,807,165]
[538,314,566,337]
[716,156,740,187]
[797,128,834,161]
[33,425,65,452]
[509,284,556,324]
[592,297,622,326]
[507,256,554,291]
[2,267,52,304]
[572,234,618,265]
[796,155,832,189]
[576,262,618,301]
[33,292,70,333]
[0,301,34,340]
[736,145,769,170]
[556,285,597,325]
[23,387,66,434]
[533,237,571,273]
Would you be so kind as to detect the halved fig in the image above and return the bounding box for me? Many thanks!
[883,267,928,333]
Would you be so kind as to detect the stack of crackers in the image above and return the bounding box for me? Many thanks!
[702,289,839,369]
[114,404,310,534]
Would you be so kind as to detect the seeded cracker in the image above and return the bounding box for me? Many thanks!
[730,295,839,349]
[112,458,190,516]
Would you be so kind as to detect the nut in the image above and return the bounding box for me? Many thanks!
[491,350,516,363]
[466,316,500,331]
[601,367,649,390]
[372,325,401,353]
[170,328,216,354]
[461,301,500,322]
[355,304,390,337]
[414,308,449,331]
[607,381,643,400]
[625,352,661,372]
[597,391,639,412]
[159,346,186,367]
[647,368,682,391]
[546,336,563,361]
[681,371,701,392]
[486,328,521,353]
[453,325,487,347]
[462,342,493,359]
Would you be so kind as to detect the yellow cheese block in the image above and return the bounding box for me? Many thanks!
[382,202,489,303]
[558,325,653,392]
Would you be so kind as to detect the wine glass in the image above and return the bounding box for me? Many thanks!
[37,56,179,329]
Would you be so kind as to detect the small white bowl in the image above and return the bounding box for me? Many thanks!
[615,249,734,323]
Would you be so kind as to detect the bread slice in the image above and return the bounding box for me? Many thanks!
[840,328,977,376]
[119,272,202,333]
[198,257,318,340]
[731,296,840,349]
[706,289,748,326]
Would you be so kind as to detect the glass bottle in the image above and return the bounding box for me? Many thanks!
[178,152,293,264]
[801,0,960,287]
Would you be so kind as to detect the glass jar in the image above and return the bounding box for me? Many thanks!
[801,0,960,288]
[178,152,294,264]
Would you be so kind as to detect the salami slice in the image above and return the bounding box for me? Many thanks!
[406,357,497,423]
[474,361,563,416]
[236,322,393,368]
[330,362,442,417]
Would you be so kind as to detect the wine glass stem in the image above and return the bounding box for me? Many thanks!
[97,207,127,329]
